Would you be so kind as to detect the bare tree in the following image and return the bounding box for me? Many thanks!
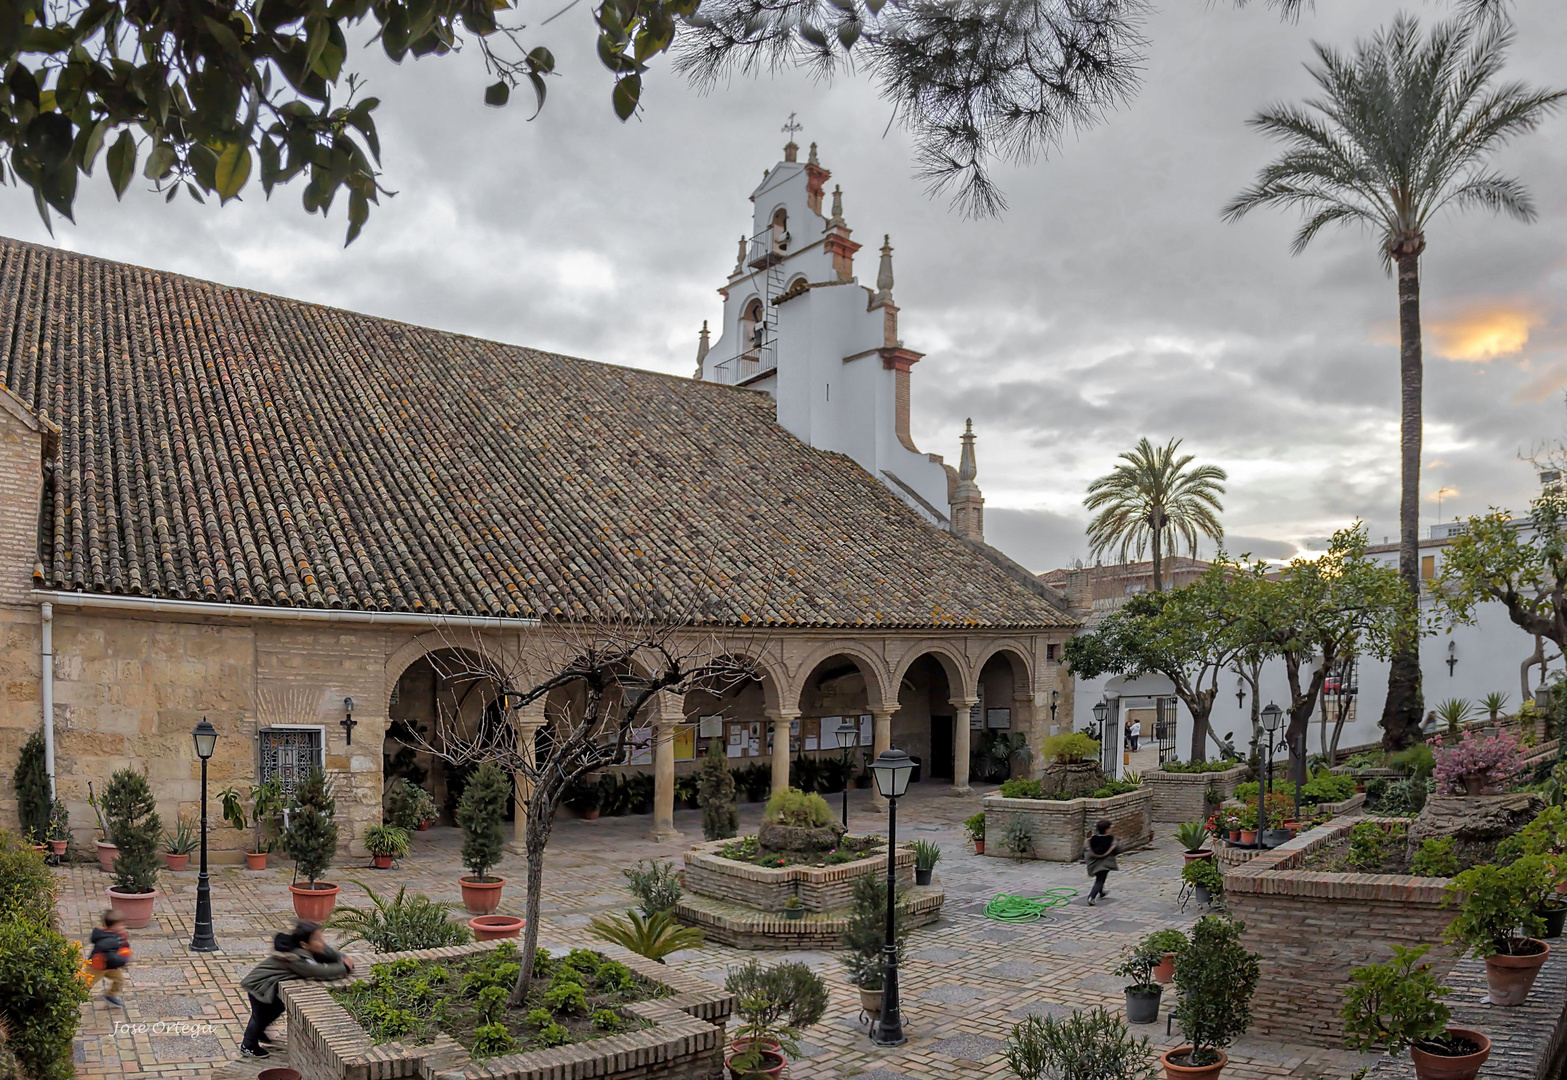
[402,611,762,1005]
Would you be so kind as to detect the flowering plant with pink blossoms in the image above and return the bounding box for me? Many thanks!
[1432,730,1523,795]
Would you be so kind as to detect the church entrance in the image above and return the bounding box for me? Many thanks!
[928,713,954,780]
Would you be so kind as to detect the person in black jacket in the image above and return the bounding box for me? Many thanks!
[87,909,132,1007]
[237,921,354,1058]
[1084,819,1120,905]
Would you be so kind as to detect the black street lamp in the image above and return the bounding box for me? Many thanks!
[835,720,859,829]
[1259,702,1283,841]
[1090,698,1108,741]
[190,717,219,953]
[869,748,914,1048]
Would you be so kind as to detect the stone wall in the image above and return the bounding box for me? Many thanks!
[983,788,1154,861]
[682,837,912,913]
[1225,819,1459,1048]
[283,941,734,1080]
[1143,764,1250,823]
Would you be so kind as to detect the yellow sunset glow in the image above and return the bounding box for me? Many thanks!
[1429,308,1537,362]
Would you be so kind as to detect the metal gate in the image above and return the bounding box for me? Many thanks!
[258,727,324,796]
[1155,697,1178,764]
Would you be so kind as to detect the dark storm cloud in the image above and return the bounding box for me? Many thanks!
[2,0,1563,575]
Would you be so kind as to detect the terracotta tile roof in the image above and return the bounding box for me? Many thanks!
[0,238,1073,629]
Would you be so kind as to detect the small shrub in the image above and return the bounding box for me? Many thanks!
[764,787,832,828]
[1346,822,1391,870]
[470,1021,514,1057]
[13,732,51,843]
[963,812,986,842]
[1433,729,1523,794]
[0,831,57,923]
[536,1021,572,1047]
[455,763,509,882]
[1340,944,1450,1057]
[542,977,588,1014]
[1172,916,1259,1067]
[623,859,682,917]
[595,959,635,993]
[103,768,162,894]
[587,909,705,963]
[591,1008,623,1030]
[327,882,471,951]
[1386,744,1435,780]
[1301,771,1356,804]
[282,768,338,887]
[524,1007,552,1027]
[1445,859,1550,958]
[1410,838,1459,878]
[0,905,91,1080]
[697,740,739,841]
[385,779,438,830]
[1042,732,1100,764]
[841,873,908,990]
[363,824,412,859]
[1003,1006,1156,1080]
[999,777,1044,799]
[1181,858,1223,894]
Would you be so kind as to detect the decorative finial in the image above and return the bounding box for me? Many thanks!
[874,234,894,304]
[958,419,978,484]
[782,112,802,161]
[734,235,748,274]
[694,320,711,379]
[808,141,819,166]
[828,184,844,226]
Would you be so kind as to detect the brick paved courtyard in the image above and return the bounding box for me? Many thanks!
[59,782,1382,1080]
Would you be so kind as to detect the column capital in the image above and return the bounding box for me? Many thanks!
[949,697,979,710]
[764,707,800,722]
[869,704,898,718]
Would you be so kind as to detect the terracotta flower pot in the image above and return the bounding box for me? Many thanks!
[105,886,158,929]
[460,876,505,915]
[1239,829,1257,846]
[1409,1028,1491,1080]
[289,882,340,922]
[858,986,883,1018]
[256,1070,304,1080]
[372,854,393,869]
[725,1050,785,1080]
[48,839,69,856]
[468,915,525,941]
[580,807,601,821]
[1484,940,1549,1006]
[96,840,118,873]
[1160,1047,1227,1080]
[1153,952,1176,984]
[1228,830,1241,843]
[245,851,269,870]
[730,1038,781,1058]
[163,853,190,871]
[974,840,985,855]
[1182,851,1214,864]
[1461,774,1486,797]
[417,821,431,831]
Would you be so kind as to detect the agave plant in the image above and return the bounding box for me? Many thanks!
[587,909,705,964]
[1175,820,1209,854]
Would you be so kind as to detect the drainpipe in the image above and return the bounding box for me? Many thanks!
[41,602,55,798]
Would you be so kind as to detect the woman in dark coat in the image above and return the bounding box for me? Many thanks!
[238,921,354,1057]
[1084,818,1120,905]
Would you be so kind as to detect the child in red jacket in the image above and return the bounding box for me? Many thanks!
[87,909,132,1007]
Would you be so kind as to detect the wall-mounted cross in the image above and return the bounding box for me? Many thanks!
[782,112,803,139]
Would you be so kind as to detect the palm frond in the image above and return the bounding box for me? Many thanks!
[587,909,706,964]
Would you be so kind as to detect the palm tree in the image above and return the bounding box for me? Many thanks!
[1222,15,1563,750]
[1084,438,1227,592]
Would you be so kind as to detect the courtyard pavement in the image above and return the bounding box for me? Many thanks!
[57,780,1381,1080]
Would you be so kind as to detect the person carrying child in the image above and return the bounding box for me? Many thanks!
[87,909,132,1007]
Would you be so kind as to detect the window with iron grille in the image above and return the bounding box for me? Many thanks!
[258,727,325,796]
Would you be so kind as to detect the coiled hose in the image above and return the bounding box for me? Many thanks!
[982,887,1079,922]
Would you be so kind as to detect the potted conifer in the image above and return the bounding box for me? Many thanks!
[283,769,341,921]
[1342,943,1490,1080]
[840,874,907,1021]
[1444,859,1552,1006]
[723,959,828,1080]
[102,768,163,928]
[456,761,509,914]
[698,740,739,841]
[1164,915,1259,1079]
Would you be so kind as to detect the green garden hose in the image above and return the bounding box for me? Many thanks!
[982,887,1079,922]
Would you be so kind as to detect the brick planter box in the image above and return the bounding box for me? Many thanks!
[1224,818,1458,1049]
[983,788,1154,861]
[682,837,912,914]
[1144,764,1250,823]
[282,942,734,1080]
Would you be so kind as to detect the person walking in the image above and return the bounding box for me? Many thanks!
[87,909,132,1007]
[238,921,354,1058]
[1084,819,1120,906]
[1130,718,1142,752]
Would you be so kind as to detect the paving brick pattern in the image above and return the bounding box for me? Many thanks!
[61,784,1383,1080]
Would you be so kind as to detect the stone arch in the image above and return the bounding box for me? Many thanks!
[970,641,1036,701]
[382,631,510,711]
[890,640,970,700]
[788,640,893,712]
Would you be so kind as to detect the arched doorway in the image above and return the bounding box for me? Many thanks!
[794,654,878,793]
[384,648,512,826]
[894,654,958,783]
[972,649,1034,782]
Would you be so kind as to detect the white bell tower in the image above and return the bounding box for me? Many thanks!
[695,132,969,533]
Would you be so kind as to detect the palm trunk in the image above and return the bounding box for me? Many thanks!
[1380,249,1425,750]
[1151,524,1164,592]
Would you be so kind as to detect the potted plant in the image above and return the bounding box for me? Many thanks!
[456,761,509,914]
[47,798,71,856]
[386,778,438,831]
[1497,804,1567,936]
[102,768,163,928]
[840,874,907,1021]
[1176,820,1212,862]
[1114,937,1167,1024]
[1003,1006,1156,1080]
[1182,858,1223,908]
[364,823,411,869]
[220,777,284,869]
[1146,928,1188,984]
[782,895,804,922]
[723,959,828,1080]
[1236,802,1258,847]
[1444,859,1552,1006]
[282,768,341,921]
[565,776,602,820]
[963,812,986,855]
[1165,915,1259,1079]
[87,781,117,872]
[912,839,941,885]
[1433,729,1522,796]
[162,813,199,870]
[1341,943,1489,1080]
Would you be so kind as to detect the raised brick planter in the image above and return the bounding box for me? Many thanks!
[676,885,945,949]
[281,941,734,1080]
[982,787,1154,861]
[1144,764,1250,824]
[1225,817,1459,1049]
[681,837,912,913]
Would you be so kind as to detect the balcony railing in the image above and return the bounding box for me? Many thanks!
[710,347,777,386]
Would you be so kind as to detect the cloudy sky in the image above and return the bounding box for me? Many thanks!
[8,0,1566,573]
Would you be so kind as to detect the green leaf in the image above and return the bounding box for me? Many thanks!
[611,75,640,122]
[144,143,175,180]
[214,142,251,202]
[345,188,368,246]
[80,118,108,173]
[106,130,137,198]
[483,80,509,108]
[527,46,555,73]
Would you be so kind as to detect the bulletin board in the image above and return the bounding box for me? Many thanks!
[673,724,696,762]
[802,716,821,752]
[986,708,1012,730]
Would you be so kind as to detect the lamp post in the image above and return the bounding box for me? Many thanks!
[189,717,219,953]
[836,720,859,829]
[1259,702,1283,841]
[869,748,914,1047]
[1091,698,1108,741]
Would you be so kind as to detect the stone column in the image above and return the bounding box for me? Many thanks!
[949,698,978,795]
[870,705,897,808]
[1016,692,1040,778]
[650,692,686,842]
[506,701,547,854]
[765,709,797,796]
